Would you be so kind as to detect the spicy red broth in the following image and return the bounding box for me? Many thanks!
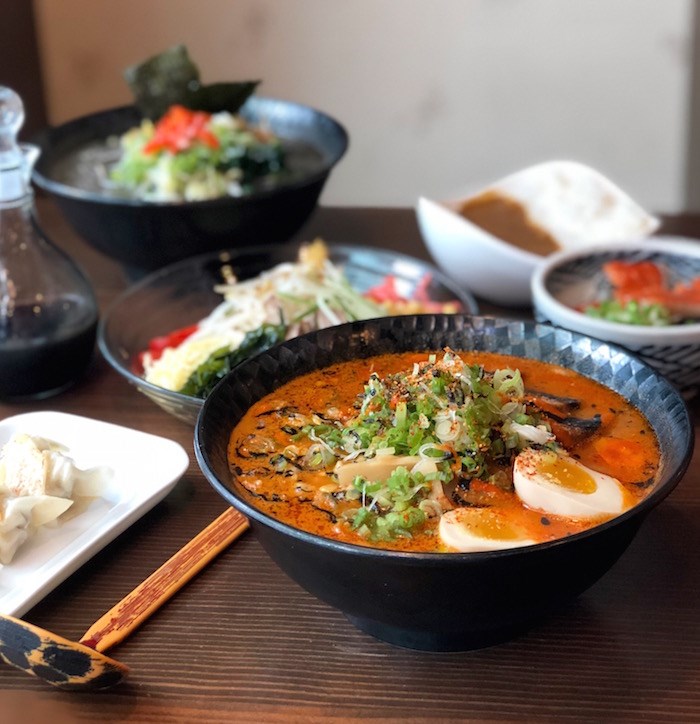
[227,351,659,552]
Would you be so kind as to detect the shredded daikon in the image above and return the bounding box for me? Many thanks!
[143,240,385,392]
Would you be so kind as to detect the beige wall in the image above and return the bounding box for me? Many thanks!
[34,0,692,211]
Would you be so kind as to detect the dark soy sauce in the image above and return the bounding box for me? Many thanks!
[0,297,98,399]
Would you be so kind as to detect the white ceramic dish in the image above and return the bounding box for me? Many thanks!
[0,411,189,616]
[417,195,541,306]
[417,160,659,307]
[531,236,700,399]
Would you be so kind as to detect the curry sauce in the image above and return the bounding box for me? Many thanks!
[459,190,561,256]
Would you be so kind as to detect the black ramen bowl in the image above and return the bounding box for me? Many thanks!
[195,315,693,652]
[32,98,348,273]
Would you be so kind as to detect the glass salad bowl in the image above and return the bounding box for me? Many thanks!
[98,242,479,424]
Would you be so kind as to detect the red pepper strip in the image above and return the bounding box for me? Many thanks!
[143,105,220,155]
[602,260,667,306]
[602,260,700,316]
[364,274,402,303]
[147,324,199,361]
[603,260,665,291]
[663,278,700,318]
[364,273,462,312]
[671,277,700,301]
[617,278,700,318]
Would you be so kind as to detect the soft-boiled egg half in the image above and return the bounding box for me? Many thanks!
[439,507,536,552]
[513,448,628,519]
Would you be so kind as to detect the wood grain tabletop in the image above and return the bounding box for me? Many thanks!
[0,198,698,723]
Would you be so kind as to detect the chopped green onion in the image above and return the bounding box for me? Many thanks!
[296,350,551,541]
[584,300,672,326]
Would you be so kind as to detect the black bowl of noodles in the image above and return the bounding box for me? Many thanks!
[194,314,693,651]
[32,98,348,274]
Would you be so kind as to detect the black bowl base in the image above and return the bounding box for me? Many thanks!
[345,613,538,652]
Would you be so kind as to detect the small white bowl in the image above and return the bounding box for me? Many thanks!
[531,236,700,399]
[417,195,541,307]
[416,161,659,307]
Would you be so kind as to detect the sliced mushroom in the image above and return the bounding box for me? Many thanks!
[236,434,277,458]
[524,389,581,413]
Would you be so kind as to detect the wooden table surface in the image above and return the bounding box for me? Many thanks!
[1,199,699,723]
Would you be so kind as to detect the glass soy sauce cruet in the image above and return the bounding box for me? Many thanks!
[0,86,98,400]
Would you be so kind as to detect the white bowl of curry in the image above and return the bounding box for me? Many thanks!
[417,161,659,307]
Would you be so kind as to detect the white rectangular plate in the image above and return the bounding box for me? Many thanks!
[0,411,189,617]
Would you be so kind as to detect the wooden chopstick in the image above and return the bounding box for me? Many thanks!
[79,507,249,653]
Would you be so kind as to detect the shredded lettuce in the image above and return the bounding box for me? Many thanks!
[110,111,285,201]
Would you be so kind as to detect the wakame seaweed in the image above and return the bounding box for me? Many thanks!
[179,321,286,398]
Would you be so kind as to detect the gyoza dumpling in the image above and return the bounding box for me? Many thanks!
[0,432,111,566]
[0,494,73,565]
[0,433,110,499]
[43,448,111,498]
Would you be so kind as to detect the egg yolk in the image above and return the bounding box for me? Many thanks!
[538,455,596,493]
[464,509,525,541]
